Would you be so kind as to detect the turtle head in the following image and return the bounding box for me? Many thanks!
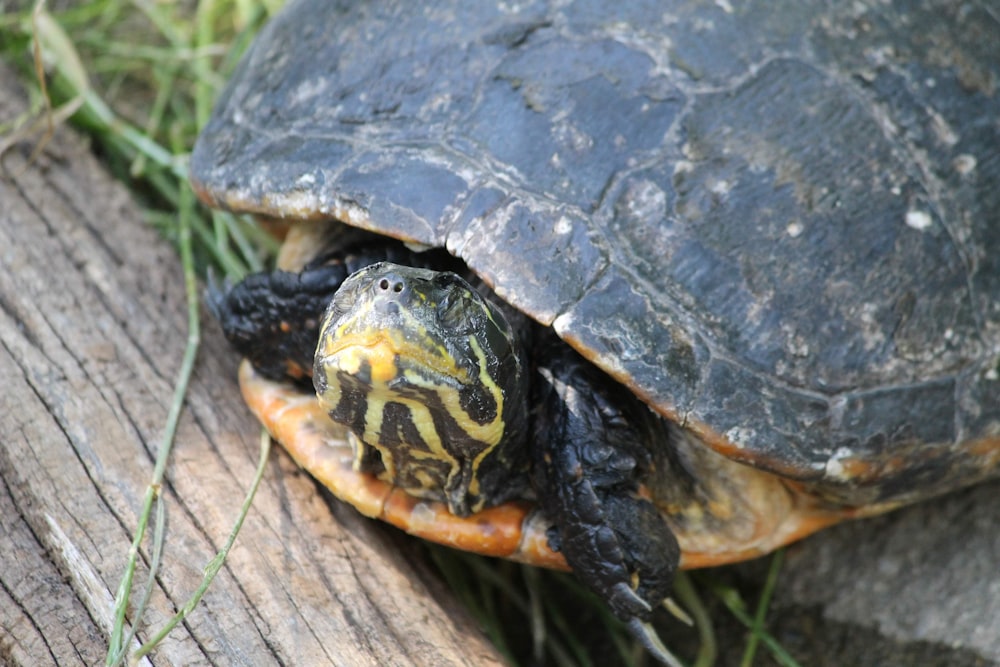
[314,262,530,516]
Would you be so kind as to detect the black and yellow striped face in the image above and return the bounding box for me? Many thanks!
[313,262,530,517]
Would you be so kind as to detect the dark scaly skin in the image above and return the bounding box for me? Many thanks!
[208,264,348,383]
[208,242,449,382]
[213,255,682,663]
[532,339,680,623]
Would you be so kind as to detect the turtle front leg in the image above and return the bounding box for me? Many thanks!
[208,263,348,382]
[532,343,682,665]
[207,242,434,384]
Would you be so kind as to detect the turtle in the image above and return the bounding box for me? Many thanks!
[190,0,1000,662]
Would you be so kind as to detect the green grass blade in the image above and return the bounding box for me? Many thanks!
[673,571,717,667]
[740,550,785,667]
[132,429,272,661]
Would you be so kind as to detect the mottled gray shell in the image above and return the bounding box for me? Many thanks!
[191,0,1000,500]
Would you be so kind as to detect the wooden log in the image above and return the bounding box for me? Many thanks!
[0,66,504,667]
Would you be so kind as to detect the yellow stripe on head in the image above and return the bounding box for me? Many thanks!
[314,262,530,516]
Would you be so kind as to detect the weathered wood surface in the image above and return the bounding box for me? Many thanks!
[0,67,504,666]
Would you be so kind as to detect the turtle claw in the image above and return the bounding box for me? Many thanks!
[663,597,694,626]
[611,581,652,615]
[627,618,684,667]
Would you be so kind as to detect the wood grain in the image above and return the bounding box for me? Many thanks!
[0,66,503,667]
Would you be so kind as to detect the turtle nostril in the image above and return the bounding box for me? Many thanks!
[377,274,406,295]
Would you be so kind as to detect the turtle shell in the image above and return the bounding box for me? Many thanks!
[191,0,1000,504]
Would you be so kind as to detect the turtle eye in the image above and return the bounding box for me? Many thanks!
[330,280,360,316]
[437,290,475,333]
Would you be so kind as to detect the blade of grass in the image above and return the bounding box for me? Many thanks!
[518,564,590,667]
[426,549,518,664]
[673,571,717,667]
[0,2,85,163]
[740,550,785,667]
[545,571,640,667]
[8,2,280,663]
[703,555,802,667]
[107,490,166,665]
[129,62,179,177]
[15,2,270,279]
[194,0,220,129]
[524,564,547,664]
[110,122,273,664]
[105,118,202,667]
[131,428,272,662]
